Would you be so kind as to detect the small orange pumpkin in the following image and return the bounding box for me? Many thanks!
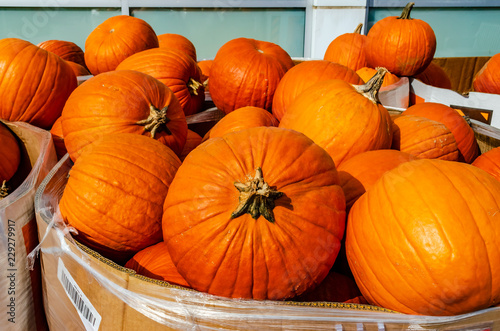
[37,39,87,69]
[197,59,213,85]
[157,33,197,62]
[392,114,459,161]
[60,133,181,263]
[365,2,436,76]
[125,242,190,287]
[473,53,500,95]
[279,68,393,166]
[292,271,362,303]
[65,61,91,77]
[472,147,500,181]
[414,61,452,89]
[0,121,21,187]
[356,67,400,87]
[84,15,159,75]
[61,70,187,161]
[115,48,205,116]
[272,60,363,121]
[323,23,368,72]
[403,102,479,163]
[180,129,202,161]
[209,38,294,114]
[49,117,67,160]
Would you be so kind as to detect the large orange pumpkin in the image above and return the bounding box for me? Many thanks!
[0,121,21,188]
[404,102,479,163]
[365,2,436,76]
[279,67,393,166]
[272,60,363,121]
[323,23,368,72]
[60,133,181,263]
[473,53,500,95]
[346,159,500,315]
[125,242,190,287]
[61,70,187,161]
[115,48,205,116]
[37,39,87,69]
[163,127,346,300]
[157,33,197,62]
[84,15,159,75]
[0,38,77,129]
[204,106,278,141]
[337,149,417,211]
[472,147,500,181]
[392,115,459,161]
[209,38,294,114]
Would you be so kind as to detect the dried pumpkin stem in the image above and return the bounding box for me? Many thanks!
[353,67,388,104]
[398,2,415,19]
[188,78,203,96]
[0,180,9,200]
[231,167,283,223]
[354,23,363,34]
[136,104,171,138]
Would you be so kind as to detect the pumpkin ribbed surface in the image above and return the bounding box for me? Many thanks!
[163,127,346,300]
[37,39,87,68]
[272,60,363,121]
[346,159,500,315]
[61,70,187,161]
[0,38,77,129]
[116,47,205,116]
[473,53,500,95]
[60,133,181,263]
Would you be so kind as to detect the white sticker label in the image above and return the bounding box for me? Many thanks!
[57,258,102,331]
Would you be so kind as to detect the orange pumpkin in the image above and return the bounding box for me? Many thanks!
[84,15,159,75]
[60,133,181,263]
[392,115,459,161]
[414,61,452,89]
[49,117,67,160]
[0,38,77,129]
[323,23,368,72]
[37,39,87,69]
[157,33,197,62]
[356,67,400,87]
[163,127,346,300]
[65,61,91,77]
[346,159,500,315]
[61,70,187,161]
[197,59,213,85]
[209,37,294,114]
[272,60,363,121]
[472,147,500,181]
[0,121,21,186]
[180,129,202,161]
[337,149,417,211]
[203,106,278,141]
[279,68,393,166]
[125,242,190,287]
[365,2,436,76]
[115,48,205,116]
[292,271,362,303]
[473,53,500,95]
[404,102,479,163]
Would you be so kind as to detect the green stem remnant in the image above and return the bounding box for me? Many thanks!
[0,180,8,200]
[231,167,283,223]
[137,104,171,138]
[188,78,203,96]
[353,67,388,104]
[398,2,415,20]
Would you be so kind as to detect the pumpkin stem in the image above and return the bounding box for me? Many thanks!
[231,167,283,223]
[353,67,388,104]
[0,180,9,200]
[136,104,172,138]
[188,78,203,96]
[398,2,415,19]
[354,23,363,34]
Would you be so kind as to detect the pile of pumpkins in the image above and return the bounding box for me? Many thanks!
[2,2,500,317]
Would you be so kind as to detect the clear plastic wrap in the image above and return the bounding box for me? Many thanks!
[33,153,500,331]
[1,120,57,331]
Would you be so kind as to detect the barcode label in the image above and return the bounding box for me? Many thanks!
[57,258,102,331]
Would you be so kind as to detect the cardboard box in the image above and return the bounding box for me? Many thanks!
[432,56,491,95]
[34,123,500,330]
[1,120,57,331]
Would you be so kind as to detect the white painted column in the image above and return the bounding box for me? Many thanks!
[305,0,367,59]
